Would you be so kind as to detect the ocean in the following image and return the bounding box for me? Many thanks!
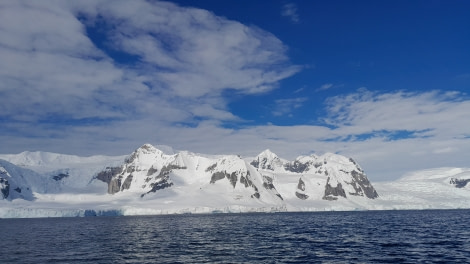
[1,209,469,263]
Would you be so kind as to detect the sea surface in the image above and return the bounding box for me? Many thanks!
[1,209,469,263]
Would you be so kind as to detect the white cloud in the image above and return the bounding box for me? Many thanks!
[272,97,308,116]
[317,83,333,91]
[281,3,300,23]
[1,1,470,183]
[293,86,305,93]
[0,0,300,125]
[323,89,470,139]
[316,83,344,92]
[309,89,470,180]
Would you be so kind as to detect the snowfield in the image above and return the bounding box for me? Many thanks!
[0,144,469,218]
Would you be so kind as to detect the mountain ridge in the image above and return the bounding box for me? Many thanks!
[1,144,469,218]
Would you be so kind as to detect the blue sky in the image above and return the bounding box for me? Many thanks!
[0,0,469,181]
[179,0,470,126]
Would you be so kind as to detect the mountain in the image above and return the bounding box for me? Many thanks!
[0,144,469,218]
[93,144,285,205]
[91,145,378,204]
[0,151,126,194]
[250,151,378,201]
[250,149,286,171]
[0,158,66,201]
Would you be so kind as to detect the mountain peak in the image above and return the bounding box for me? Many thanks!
[125,144,165,165]
[251,149,284,171]
[139,143,158,151]
[258,149,278,159]
[135,143,165,156]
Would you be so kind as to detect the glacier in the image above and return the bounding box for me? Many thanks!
[0,144,469,218]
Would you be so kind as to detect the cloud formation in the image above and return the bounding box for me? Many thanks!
[272,97,308,116]
[1,0,469,182]
[0,0,300,126]
[281,3,300,23]
[324,89,469,140]
[317,83,333,91]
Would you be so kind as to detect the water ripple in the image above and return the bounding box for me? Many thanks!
[1,210,470,263]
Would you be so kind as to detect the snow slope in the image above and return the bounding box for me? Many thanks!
[0,151,126,193]
[0,144,469,218]
[372,167,470,210]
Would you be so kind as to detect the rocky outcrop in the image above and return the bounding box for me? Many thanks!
[208,158,262,199]
[96,166,123,194]
[349,170,379,198]
[0,160,41,201]
[450,178,470,188]
[251,150,379,201]
[210,171,238,187]
[323,178,346,201]
[141,164,185,197]
[0,177,10,199]
[95,145,186,196]
[108,177,122,194]
[250,149,284,171]
[295,178,308,200]
[262,175,283,200]
[295,192,309,200]
[285,161,311,173]
[52,173,69,181]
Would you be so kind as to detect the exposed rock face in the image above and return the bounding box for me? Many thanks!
[262,175,283,200]
[316,155,378,200]
[96,167,122,185]
[323,178,346,201]
[295,178,308,200]
[262,175,275,190]
[0,160,40,201]
[295,192,309,200]
[96,166,123,194]
[94,145,283,201]
[0,177,10,199]
[210,171,227,184]
[450,178,470,188]
[121,175,133,190]
[52,173,69,181]
[250,149,284,171]
[208,157,262,199]
[252,151,379,201]
[108,177,122,194]
[210,171,238,187]
[285,161,311,173]
[142,164,185,197]
[95,145,183,195]
[297,178,306,191]
[349,170,379,198]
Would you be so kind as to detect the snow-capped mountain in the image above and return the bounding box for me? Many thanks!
[94,144,285,204]
[0,151,125,194]
[0,144,469,218]
[250,149,286,171]
[0,159,52,201]
[91,144,378,204]
[250,151,378,201]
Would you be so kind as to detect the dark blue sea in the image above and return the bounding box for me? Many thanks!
[1,210,469,263]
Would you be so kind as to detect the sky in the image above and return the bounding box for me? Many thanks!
[0,0,469,181]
